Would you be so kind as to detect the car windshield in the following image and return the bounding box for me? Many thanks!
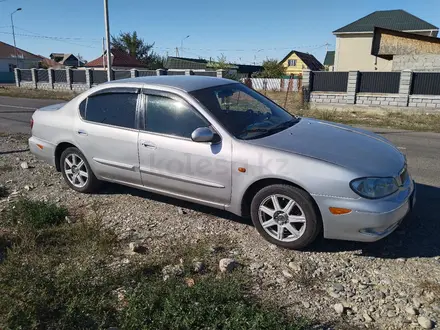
[190,83,299,140]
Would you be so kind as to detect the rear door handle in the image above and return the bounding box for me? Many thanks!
[140,140,156,149]
[77,129,88,136]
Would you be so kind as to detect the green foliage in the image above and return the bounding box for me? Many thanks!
[0,200,311,330]
[4,199,67,229]
[256,59,286,78]
[207,54,236,70]
[111,31,164,69]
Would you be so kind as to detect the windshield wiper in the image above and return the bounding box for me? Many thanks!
[267,118,300,133]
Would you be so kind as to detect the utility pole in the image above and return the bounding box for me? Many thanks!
[175,47,179,57]
[103,0,112,81]
[10,8,22,69]
[180,35,189,57]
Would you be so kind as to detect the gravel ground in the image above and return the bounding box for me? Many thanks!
[1,133,439,330]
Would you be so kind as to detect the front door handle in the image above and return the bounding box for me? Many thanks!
[77,129,88,136]
[140,141,156,149]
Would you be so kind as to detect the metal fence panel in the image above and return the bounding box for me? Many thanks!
[167,70,185,76]
[53,70,66,83]
[37,69,49,82]
[193,71,216,77]
[92,70,107,84]
[114,70,131,80]
[20,69,32,81]
[241,78,299,92]
[358,72,401,94]
[311,72,348,92]
[411,72,440,95]
[138,70,156,77]
[72,70,86,83]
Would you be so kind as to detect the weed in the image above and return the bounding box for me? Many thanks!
[291,260,322,288]
[0,165,13,174]
[0,200,312,329]
[419,280,440,301]
[3,199,68,229]
[0,86,77,101]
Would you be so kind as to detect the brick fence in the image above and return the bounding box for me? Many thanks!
[15,68,222,91]
[303,69,440,110]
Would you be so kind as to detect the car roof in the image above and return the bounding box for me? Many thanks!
[106,75,236,92]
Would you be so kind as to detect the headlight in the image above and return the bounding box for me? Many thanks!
[350,177,399,199]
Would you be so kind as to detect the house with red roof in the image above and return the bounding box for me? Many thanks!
[85,49,147,69]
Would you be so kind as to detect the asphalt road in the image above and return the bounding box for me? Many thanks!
[1,95,439,188]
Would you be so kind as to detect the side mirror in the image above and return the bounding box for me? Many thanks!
[191,127,220,143]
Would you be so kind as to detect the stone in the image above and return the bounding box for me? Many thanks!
[329,291,340,299]
[288,261,300,272]
[387,310,396,318]
[333,270,342,278]
[412,297,422,308]
[177,207,187,215]
[417,316,434,329]
[333,283,344,293]
[219,258,237,273]
[334,303,345,315]
[24,185,32,191]
[249,262,264,271]
[405,306,418,315]
[302,301,311,308]
[193,261,205,273]
[20,161,29,169]
[65,215,75,224]
[282,270,293,279]
[129,242,143,253]
[162,264,184,280]
[363,312,374,323]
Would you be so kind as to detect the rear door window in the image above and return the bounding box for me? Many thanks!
[80,92,138,129]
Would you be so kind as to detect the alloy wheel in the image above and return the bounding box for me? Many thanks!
[258,194,307,242]
[64,153,88,188]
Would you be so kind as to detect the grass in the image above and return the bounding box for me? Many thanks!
[266,90,440,133]
[0,86,77,101]
[0,199,312,330]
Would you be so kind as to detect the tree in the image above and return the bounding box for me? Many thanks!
[257,59,285,78]
[111,31,164,69]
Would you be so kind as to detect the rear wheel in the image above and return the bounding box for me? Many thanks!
[250,184,321,249]
[60,147,100,193]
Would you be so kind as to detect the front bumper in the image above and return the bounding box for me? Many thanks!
[314,179,416,242]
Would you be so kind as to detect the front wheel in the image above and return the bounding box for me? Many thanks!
[250,184,322,249]
[60,147,100,193]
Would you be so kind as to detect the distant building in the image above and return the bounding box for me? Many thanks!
[85,49,147,69]
[323,51,335,71]
[279,50,324,76]
[50,53,84,67]
[0,40,41,72]
[333,10,439,71]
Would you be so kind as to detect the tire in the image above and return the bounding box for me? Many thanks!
[60,147,100,193]
[250,184,322,250]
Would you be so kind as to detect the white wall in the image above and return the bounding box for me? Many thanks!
[334,34,393,71]
[0,58,40,72]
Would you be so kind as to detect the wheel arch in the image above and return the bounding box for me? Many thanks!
[240,177,321,220]
[54,142,80,171]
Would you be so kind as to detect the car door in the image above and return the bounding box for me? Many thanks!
[74,87,141,185]
[138,90,232,207]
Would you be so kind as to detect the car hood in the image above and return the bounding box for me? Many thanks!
[246,118,405,176]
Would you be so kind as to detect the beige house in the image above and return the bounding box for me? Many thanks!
[333,10,439,71]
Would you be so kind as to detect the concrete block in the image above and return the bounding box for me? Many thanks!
[427,103,436,108]
[380,101,389,106]
[371,100,381,105]
[315,99,323,103]
[432,100,440,104]
[327,95,335,99]
[386,97,396,101]
[330,99,339,103]
[363,100,372,105]
[377,97,386,101]
[417,103,427,107]
[389,101,398,106]
[356,100,363,104]
[437,104,440,108]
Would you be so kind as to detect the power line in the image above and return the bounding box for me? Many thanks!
[0,31,100,48]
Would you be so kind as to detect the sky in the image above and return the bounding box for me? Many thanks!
[0,0,439,65]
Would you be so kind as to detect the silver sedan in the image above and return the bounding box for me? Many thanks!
[29,76,416,249]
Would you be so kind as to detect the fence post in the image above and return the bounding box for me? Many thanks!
[156,69,166,76]
[14,68,20,87]
[130,69,138,78]
[398,69,412,107]
[66,67,72,90]
[302,69,312,104]
[85,69,92,89]
[216,69,225,78]
[31,68,37,89]
[346,71,359,104]
[48,68,54,89]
